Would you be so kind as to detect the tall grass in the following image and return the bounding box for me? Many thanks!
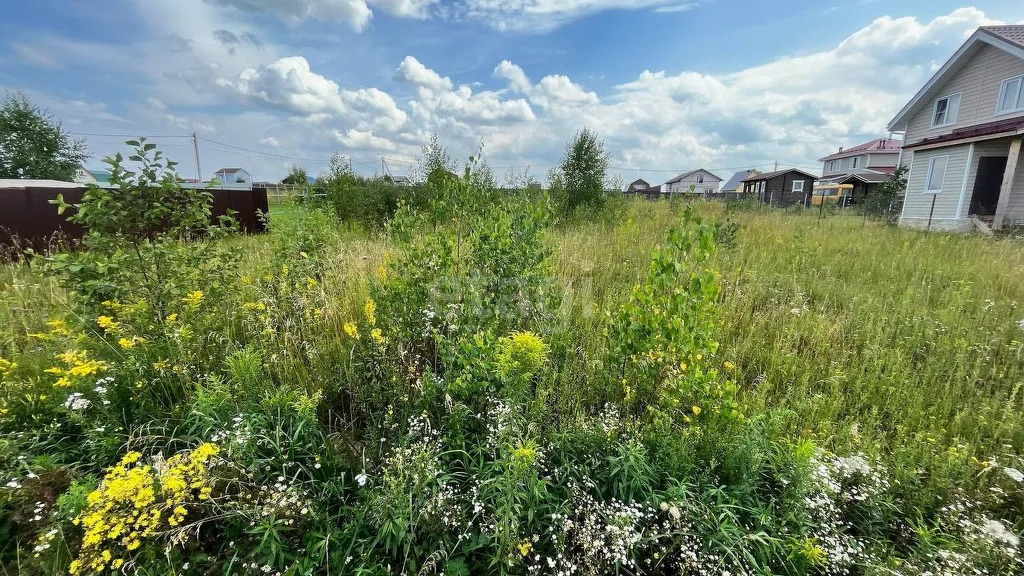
[553,200,1024,466]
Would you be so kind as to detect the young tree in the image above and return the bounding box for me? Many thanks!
[282,165,308,185]
[417,133,456,183]
[864,164,908,225]
[0,92,87,181]
[557,128,610,214]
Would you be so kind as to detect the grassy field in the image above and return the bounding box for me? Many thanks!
[3,194,1023,575]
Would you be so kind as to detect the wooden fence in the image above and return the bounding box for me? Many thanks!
[0,182,268,255]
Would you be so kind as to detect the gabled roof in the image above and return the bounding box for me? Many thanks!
[627,178,650,190]
[665,168,722,184]
[215,167,246,174]
[742,168,817,182]
[721,169,757,191]
[819,138,902,162]
[888,25,1024,131]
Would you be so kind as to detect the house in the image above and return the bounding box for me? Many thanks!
[74,169,111,185]
[742,168,817,207]
[887,25,1024,231]
[625,178,651,193]
[213,168,252,187]
[818,138,902,203]
[663,169,722,197]
[392,176,413,187]
[721,169,758,195]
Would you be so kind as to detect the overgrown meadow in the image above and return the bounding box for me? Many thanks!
[2,143,1024,576]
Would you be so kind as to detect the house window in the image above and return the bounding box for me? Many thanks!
[924,156,948,193]
[997,75,1024,115]
[792,180,804,194]
[850,157,860,169]
[828,160,839,172]
[931,93,960,128]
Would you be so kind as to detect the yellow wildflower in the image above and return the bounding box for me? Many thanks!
[182,290,205,308]
[46,319,71,336]
[371,328,386,345]
[723,361,736,372]
[306,277,318,289]
[518,540,532,557]
[344,322,360,340]
[118,338,135,350]
[364,298,377,325]
[96,316,120,333]
[166,313,178,325]
[0,357,16,378]
[692,405,702,416]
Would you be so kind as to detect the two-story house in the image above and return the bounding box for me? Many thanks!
[663,169,722,197]
[887,25,1024,231]
[818,138,902,203]
[213,168,253,188]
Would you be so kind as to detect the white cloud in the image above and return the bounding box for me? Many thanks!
[334,128,398,151]
[493,60,531,93]
[203,0,373,31]
[394,55,454,95]
[165,113,217,133]
[221,56,407,134]
[653,3,697,13]
[259,136,281,147]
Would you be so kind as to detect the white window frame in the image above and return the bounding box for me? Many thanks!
[996,74,1024,116]
[850,156,860,170]
[828,160,839,172]
[792,180,804,194]
[923,155,948,194]
[931,92,961,128]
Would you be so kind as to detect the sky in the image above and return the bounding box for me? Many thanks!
[1,1,1023,186]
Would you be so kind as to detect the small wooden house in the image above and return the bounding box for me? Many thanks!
[742,169,818,207]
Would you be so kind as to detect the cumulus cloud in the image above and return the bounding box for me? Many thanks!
[394,56,454,95]
[259,136,280,147]
[220,56,407,134]
[493,60,530,93]
[368,0,437,18]
[334,128,398,151]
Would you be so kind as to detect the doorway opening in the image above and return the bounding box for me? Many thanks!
[969,156,1008,217]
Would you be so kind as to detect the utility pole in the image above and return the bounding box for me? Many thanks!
[192,132,202,184]
[774,160,778,172]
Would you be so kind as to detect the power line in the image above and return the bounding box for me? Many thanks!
[70,132,191,139]
[197,137,332,163]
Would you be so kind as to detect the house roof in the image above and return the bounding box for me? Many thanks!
[721,169,757,191]
[665,169,722,184]
[215,168,246,174]
[742,168,818,182]
[819,138,902,162]
[983,25,1024,50]
[888,25,1024,131]
[903,116,1024,149]
[88,170,112,183]
[627,178,650,189]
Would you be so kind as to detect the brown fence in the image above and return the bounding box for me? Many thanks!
[0,184,268,254]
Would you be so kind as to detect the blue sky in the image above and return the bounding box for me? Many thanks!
[1,1,1023,185]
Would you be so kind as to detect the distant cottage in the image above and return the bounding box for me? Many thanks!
[742,169,817,207]
[663,169,722,197]
[818,138,902,203]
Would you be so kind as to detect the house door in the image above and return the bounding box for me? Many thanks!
[969,156,1008,216]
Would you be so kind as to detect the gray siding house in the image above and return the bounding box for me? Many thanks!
[888,25,1024,231]
[663,169,722,197]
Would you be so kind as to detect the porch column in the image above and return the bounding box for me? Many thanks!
[993,136,1023,230]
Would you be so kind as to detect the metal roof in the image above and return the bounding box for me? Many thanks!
[982,25,1024,50]
[742,168,818,182]
[721,169,756,191]
[819,138,902,162]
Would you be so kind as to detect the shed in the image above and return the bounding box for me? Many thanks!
[742,169,818,207]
